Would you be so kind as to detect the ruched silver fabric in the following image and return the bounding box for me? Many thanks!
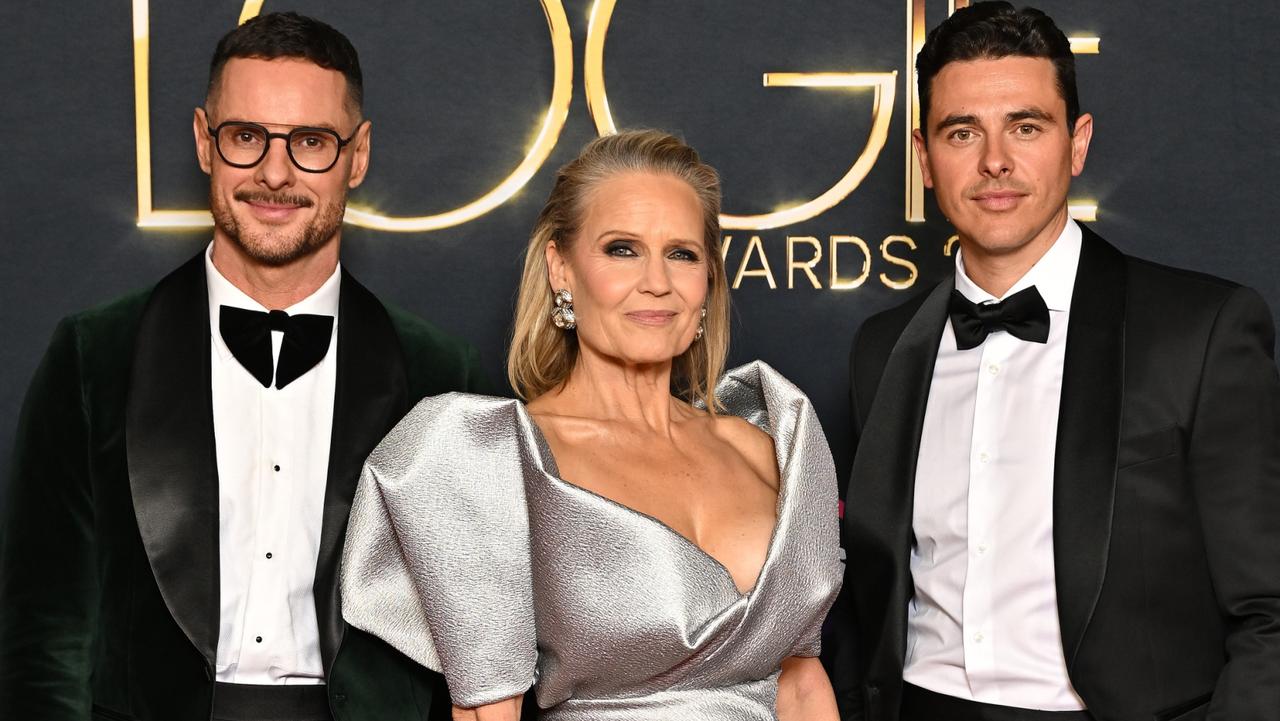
[341,361,843,719]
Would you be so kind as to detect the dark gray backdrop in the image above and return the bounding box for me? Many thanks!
[2,1,1278,512]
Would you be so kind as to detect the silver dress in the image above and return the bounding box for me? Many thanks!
[340,361,842,720]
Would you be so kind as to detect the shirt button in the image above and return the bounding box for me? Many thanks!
[988,363,1000,376]
[265,552,273,559]
[255,636,263,643]
[273,464,281,472]
[977,544,988,554]
[979,452,990,464]
[974,632,985,643]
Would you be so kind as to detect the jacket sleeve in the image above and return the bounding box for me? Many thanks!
[1189,286,1280,719]
[0,318,99,718]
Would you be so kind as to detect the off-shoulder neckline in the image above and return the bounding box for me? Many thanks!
[514,397,792,599]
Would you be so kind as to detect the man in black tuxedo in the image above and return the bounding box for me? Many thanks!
[0,12,487,721]
[830,3,1280,721]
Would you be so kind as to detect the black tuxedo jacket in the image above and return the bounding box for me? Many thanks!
[0,255,491,720]
[829,228,1280,721]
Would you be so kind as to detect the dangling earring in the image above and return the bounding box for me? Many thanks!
[551,289,576,330]
[693,305,707,341]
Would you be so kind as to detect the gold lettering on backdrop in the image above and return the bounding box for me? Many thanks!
[132,1,1103,237]
[733,236,778,289]
[585,0,896,231]
[829,236,872,290]
[880,235,919,289]
[131,0,573,231]
[944,233,959,256]
[907,0,1101,223]
[787,236,824,289]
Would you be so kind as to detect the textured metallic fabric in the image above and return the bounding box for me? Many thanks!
[341,361,843,719]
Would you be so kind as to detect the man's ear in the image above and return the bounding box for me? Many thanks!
[347,119,372,189]
[1069,112,1094,177]
[911,128,934,189]
[194,107,213,176]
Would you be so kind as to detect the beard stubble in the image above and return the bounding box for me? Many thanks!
[210,188,346,267]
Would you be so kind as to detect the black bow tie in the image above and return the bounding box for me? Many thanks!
[219,305,334,389]
[948,286,1050,351]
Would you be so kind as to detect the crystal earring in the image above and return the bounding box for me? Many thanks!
[551,289,576,330]
[693,305,707,341]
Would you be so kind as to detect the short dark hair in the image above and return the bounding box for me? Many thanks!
[207,12,363,113]
[917,2,1078,136]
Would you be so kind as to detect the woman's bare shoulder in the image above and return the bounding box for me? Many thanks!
[709,414,779,491]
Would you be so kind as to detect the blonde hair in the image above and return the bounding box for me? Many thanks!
[507,129,729,410]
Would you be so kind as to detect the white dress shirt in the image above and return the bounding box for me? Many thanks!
[903,220,1086,710]
[205,244,339,685]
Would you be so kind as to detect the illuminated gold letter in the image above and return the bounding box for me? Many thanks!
[787,236,823,289]
[880,235,918,290]
[732,236,778,289]
[585,0,895,231]
[829,236,871,290]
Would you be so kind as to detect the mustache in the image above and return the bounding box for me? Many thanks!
[234,190,314,208]
[965,181,1033,198]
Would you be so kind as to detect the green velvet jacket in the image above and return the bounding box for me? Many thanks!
[0,255,491,720]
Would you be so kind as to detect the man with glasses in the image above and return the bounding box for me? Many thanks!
[0,12,487,721]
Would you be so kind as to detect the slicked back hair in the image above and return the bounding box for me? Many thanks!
[917,2,1079,139]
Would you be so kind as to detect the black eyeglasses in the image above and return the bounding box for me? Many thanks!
[204,115,361,173]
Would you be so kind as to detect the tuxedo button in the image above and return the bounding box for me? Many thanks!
[255,636,263,643]
[265,552,273,559]
[334,692,348,706]
[273,464,281,472]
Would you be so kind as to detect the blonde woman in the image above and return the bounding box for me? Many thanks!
[340,130,842,720]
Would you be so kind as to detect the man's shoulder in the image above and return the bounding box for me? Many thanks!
[381,301,478,361]
[374,299,488,395]
[856,282,943,351]
[55,285,156,361]
[1112,242,1262,333]
[1082,225,1243,311]
[1123,252,1241,300]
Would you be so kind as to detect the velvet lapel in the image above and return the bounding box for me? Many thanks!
[125,253,219,663]
[849,277,952,669]
[1053,226,1127,668]
[314,270,411,671]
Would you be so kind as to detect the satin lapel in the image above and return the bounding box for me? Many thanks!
[125,254,219,662]
[1053,226,1127,667]
[849,277,952,668]
[314,271,410,670]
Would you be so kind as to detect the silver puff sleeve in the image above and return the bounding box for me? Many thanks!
[340,392,537,707]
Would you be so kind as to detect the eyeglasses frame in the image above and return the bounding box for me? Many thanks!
[202,111,363,174]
